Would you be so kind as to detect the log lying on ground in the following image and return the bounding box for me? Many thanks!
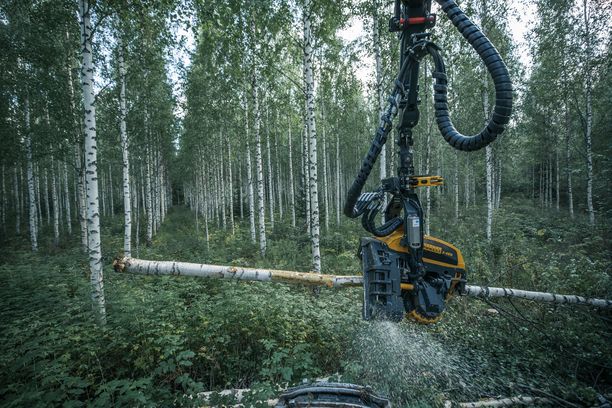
[112,257,363,288]
[464,285,612,309]
[113,257,612,309]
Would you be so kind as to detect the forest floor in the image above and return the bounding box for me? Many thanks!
[0,200,610,407]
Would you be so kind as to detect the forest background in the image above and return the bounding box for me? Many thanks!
[0,0,611,406]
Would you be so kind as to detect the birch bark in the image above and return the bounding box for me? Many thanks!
[244,98,257,244]
[24,93,38,251]
[265,108,274,228]
[252,68,266,256]
[321,108,329,232]
[63,161,72,234]
[483,76,493,242]
[145,140,153,246]
[582,0,594,225]
[119,38,131,257]
[335,130,340,226]
[108,163,114,218]
[565,103,574,218]
[51,156,60,246]
[227,137,235,234]
[288,125,296,227]
[303,0,321,272]
[13,166,20,235]
[79,0,106,324]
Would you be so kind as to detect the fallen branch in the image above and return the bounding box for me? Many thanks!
[114,257,612,309]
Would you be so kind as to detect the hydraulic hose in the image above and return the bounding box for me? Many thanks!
[344,0,512,218]
[433,0,513,151]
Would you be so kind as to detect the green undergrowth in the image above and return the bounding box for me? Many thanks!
[0,199,610,407]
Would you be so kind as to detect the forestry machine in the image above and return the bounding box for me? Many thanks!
[345,0,512,323]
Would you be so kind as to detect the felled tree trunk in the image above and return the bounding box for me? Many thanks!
[113,257,363,288]
[463,285,611,309]
[114,258,612,309]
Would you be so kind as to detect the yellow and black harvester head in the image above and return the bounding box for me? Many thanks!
[361,227,466,324]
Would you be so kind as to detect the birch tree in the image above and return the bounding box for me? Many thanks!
[303,0,321,272]
[24,92,37,251]
[78,0,106,324]
[582,0,594,225]
[118,36,131,257]
[252,63,266,257]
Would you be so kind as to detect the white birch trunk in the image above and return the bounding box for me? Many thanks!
[244,98,257,244]
[68,52,88,251]
[34,164,42,228]
[100,166,106,216]
[265,109,274,228]
[145,143,153,246]
[13,166,20,235]
[75,145,87,251]
[288,125,296,228]
[321,111,329,232]
[583,0,594,225]
[51,156,60,246]
[228,138,235,234]
[201,161,210,251]
[79,0,106,324]
[218,148,226,231]
[495,155,502,209]
[274,122,283,221]
[565,104,574,218]
[63,160,72,234]
[24,93,38,251]
[303,0,321,272]
[239,165,244,220]
[303,125,311,235]
[483,75,493,242]
[119,38,131,257]
[108,163,114,218]
[335,130,341,226]
[252,69,266,256]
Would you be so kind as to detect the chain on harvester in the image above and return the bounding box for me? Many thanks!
[345,0,512,323]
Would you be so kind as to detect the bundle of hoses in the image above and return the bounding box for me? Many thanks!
[344,0,512,218]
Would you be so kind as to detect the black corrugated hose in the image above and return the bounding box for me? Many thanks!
[434,0,513,151]
[343,0,512,218]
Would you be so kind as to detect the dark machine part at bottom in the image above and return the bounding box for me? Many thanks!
[275,382,391,408]
[360,236,466,323]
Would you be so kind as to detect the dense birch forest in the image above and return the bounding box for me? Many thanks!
[0,0,611,406]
